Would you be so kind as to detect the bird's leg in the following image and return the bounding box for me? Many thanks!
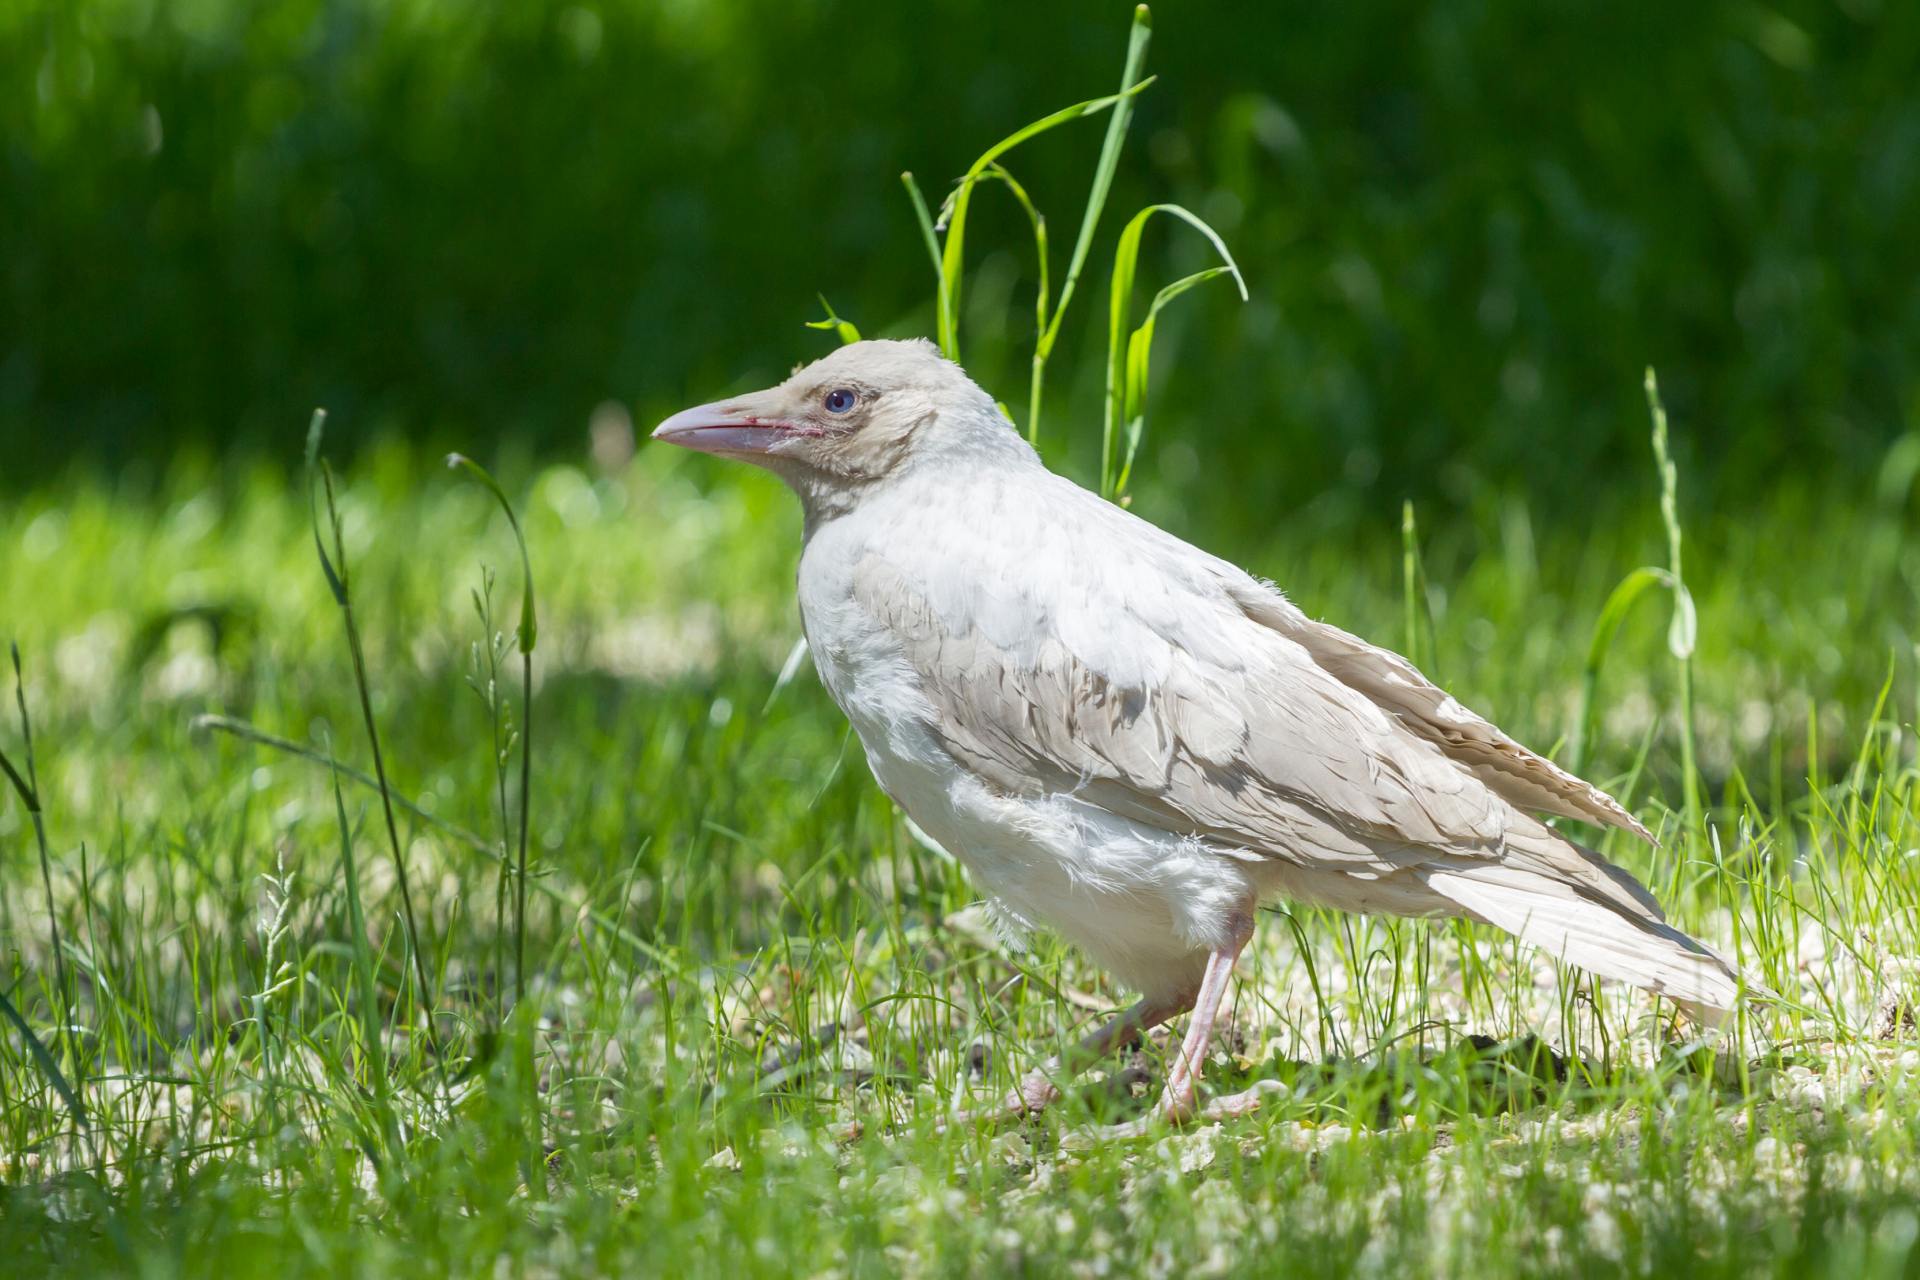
[959,989,1197,1126]
[1157,912,1255,1124]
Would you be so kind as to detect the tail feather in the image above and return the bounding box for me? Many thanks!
[1422,861,1743,1016]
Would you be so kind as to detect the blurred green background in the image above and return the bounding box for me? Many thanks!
[5,0,1919,523]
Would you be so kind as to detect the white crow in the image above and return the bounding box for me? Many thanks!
[654,338,1743,1124]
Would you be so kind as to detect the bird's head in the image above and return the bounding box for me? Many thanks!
[651,339,1028,510]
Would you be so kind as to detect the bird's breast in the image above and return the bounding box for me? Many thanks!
[797,540,949,790]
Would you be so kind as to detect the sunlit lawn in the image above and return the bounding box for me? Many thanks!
[3,436,1920,1276]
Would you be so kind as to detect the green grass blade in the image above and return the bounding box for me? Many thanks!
[312,427,440,1058]
[446,454,539,1008]
[803,295,863,346]
[1115,266,1232,494]
[1645,367,1701,832]
[967,166,1048,328]
[1569,565,1693,776]
[326,742,399,1157]
[6,644,80,1103]
[900,172,944,287]
[951,165,1050,441]
[0,744,30,816]
[194,714,489,850]
[1041,3,1154,359]
[1402,501,1423,673]
[764,635,813,714]
[0,983,87,1130]
[1026,3,1154,444]
[1584,567,1677,674]
[1140,263,1240,315]
[936,76,1155,362]
[445,456,538,655]
[1103,203,1246,499]
[191,713,688,977]
[304,410,347,605]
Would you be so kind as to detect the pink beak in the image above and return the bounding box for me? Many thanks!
[651,398,807,457]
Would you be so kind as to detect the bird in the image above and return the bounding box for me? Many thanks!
[652,337,1744,1126]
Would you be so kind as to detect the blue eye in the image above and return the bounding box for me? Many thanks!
[823,388,858,415]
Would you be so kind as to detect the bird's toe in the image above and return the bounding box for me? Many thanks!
[1196,1078,1285,1122]
[1014,1069,1063,1114]
[941,1068,1064,1133]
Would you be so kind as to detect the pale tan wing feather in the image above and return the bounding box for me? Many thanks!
[1217,574,1656,844]
[849,531,1650,917]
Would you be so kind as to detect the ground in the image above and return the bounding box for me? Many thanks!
[2,441,1918,1277]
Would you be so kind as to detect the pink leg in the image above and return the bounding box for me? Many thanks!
[1158,915,1254,1123]
[957,987,1199,1127]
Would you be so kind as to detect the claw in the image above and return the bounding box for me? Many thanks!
[1196,1078,1284,1122]
[1066,1078,1286,1145]
[941,1068,1062,1132]
[1012,1068,1062,1115]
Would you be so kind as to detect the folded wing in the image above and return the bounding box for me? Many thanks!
[846,488,1653,918]
[1216,574,1655,843]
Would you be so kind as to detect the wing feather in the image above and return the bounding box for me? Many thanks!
[1216,574,1655,843]
[849,521,1652,921]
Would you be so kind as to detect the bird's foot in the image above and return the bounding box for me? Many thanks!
[942,1069,1062,1132]
[1009,1068,1064,1116]
[1072,1078,1288,1143]
[1192,1078,1285,1122]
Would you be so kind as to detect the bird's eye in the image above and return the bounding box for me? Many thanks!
[823,388,858,415]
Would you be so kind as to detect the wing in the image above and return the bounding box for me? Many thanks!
[845,483,1647,909]
[1215,574,1656,843]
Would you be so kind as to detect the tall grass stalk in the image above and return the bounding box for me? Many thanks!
[1403,502,1424,672]
[326,740,401,1158]
[957,164,1050,423]
[901,172,943,283]
[914,6,1152,445]
[902,4,1246,479]
[0,646,84,1122]
[0,987,86,1134]
[449,454,539,1010]
[1025,5,1153,446]
[1644,369,1703,833]
[1399,500,1441,679]
[306,410,441,1057]
[1566,372,1699,811]
[1101,204,1245,501]
[466,569,518,1016]
[249,848,296,1168]
[194,712,687,975]
[930,78,1151,371]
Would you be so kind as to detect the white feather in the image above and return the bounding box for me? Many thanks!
[694,338,1746,1017]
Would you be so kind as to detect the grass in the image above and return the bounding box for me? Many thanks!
[6,14,1920,1276]
[2,436,1920,1275]
[904,3,1244,498]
